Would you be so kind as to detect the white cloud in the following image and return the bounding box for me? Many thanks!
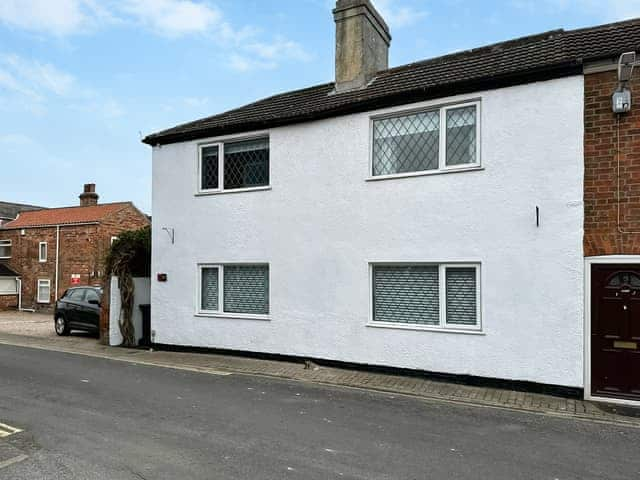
[120,0,222,37]
[372,0,428,28]
[589,0,640,19]
[0,53,124,119]
[512,0,640,20]
[0,0,111,36]
[2,54,75,96]
[245,36,312,62]
[0,1,312,72]
[228,54,276,72]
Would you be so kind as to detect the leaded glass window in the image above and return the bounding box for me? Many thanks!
[373,111,440,176]
[446,106,477,166]
[371,103,479,176]
[199,138,269,192]
[201,145,219,190]
[224,139,269,190]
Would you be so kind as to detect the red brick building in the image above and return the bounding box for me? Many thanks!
[0,184,149,311]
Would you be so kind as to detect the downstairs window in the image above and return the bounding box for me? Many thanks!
[372,264,480,330]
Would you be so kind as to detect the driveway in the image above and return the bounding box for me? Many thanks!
[0,311,95,340]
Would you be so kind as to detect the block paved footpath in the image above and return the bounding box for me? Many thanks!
[0,311,639,428]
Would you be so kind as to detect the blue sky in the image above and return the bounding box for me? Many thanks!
[1,0,638,213]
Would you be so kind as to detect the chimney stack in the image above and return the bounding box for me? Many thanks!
[333,0,391,93]
[79,183,99,207]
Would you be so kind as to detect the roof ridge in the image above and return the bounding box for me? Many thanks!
[0,201,45,209]
[18,201,130,212]
[378,29,566,77]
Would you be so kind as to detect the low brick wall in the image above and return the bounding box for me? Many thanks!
[0,295,18,311]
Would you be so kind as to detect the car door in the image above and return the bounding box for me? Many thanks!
[63,288,86,328]
[82,289,101,331]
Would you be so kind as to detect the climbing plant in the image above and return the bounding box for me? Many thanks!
[104,226,151,347]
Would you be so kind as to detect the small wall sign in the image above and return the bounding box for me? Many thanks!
[157,273,168,282]
[71,274,81,285]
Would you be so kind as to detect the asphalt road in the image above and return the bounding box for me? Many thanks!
[0,344,639,480]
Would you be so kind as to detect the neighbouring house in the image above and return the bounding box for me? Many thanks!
[0,202,44,227]
[144,1,640,403]
[0,184,149,311]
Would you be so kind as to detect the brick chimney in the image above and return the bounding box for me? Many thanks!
[79,183,99,207]
[333,0,391,93]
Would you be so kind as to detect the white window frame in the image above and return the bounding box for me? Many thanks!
[196,263,270,320]
[368,100,482,181]
[37,279,51,304]
[0,240,11,259]
[39,242,47,263]
[197,135,271,195]
[367,262,482,333]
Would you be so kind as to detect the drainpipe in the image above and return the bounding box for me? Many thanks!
[55,225,60,301]
[17,277,22,311]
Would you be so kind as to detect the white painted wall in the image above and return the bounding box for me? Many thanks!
[109,276,151,346]
[151,76,585,387]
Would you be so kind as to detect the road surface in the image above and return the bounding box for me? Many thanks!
[0,344,638,479]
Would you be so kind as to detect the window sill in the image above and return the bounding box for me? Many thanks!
[195,186,271,197]
[195,312,271,321]
[366,166,483,182]
[366,322,484,335]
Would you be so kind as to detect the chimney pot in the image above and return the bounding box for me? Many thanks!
[333,0,391,93]
[79,183,99,207]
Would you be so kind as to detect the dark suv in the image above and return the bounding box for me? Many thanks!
[54,286,103,336]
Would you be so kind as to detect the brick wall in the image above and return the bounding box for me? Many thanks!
[0,294,18,310]
[0,204,149,311]
[584,70,640,256]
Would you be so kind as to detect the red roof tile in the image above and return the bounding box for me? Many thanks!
[1,203,130,228]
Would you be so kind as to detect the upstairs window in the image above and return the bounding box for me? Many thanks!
[199,137,269,193]
[372,102,479,177]
[0,240,11,259]
[39,242,47,263]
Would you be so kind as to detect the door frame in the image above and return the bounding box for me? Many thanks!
[585,255,640,405]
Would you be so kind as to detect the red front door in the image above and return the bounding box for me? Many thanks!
[591,265,640,400]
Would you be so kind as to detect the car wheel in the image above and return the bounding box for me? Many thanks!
[55,316,70,336]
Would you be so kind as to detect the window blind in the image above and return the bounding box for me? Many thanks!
[373,265,439,325]
[445,267,477,325]
[201,267,219,311]
[223,265,269,315]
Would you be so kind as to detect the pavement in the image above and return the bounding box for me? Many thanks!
[0,311,639,428]
[1,343,640,479]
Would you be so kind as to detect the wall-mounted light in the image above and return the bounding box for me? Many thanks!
[613,51,636,114]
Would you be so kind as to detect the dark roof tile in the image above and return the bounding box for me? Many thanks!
[144,18,640,146]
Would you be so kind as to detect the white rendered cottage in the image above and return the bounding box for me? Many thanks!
[145,1,640,401]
